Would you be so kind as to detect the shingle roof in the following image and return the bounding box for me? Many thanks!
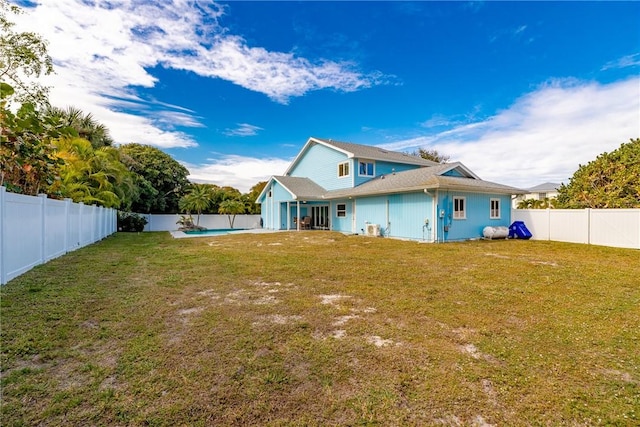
[323,164,523,199]
[311,137,439,167]
[527,182,560,192]
[273,176,327,199]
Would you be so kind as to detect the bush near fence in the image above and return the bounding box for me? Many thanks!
[0,187,117,285]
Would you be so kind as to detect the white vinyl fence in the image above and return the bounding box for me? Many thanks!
[0,187,117,285]
[511,208,640,249]
[141,214,262,232]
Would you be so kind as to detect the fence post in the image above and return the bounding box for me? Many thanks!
[1,186,6,285]
[39,194,47,264]
[64,198,71,253]
[586,208,591,245]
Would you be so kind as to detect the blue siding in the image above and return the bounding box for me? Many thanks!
[350,192,434,240]
[289,143,352,190]
[330,199,353,233]
[388,193,434,240]
[353,159,421,186]
[436,191,511,241]
[375,160,419,176]
[443,169,464,177]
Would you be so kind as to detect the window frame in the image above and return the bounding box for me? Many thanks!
[338,161,350,178]
[453,197,466,220]
[358,160,375,177]
[336,203,347,217]
[490,198,501,219]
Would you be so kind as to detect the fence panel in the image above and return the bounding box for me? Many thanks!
[143,214,262,231]
[511,209,550,241]
[590,209,640,249]
[1,187,116,285]
[511,208,639,249]
[1,191,43,283]
[549,209,589,244]
[45,198,68,261]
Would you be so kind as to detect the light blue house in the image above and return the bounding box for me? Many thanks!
[256,137,522,242]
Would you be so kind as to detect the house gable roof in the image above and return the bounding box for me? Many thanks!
[323,163,524,199]
[284,136,438,175]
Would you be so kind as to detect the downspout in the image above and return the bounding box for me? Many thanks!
[297,200,301,231]
[434,190,439,243]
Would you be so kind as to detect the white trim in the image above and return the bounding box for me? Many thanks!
[490,198,501,219]
[453,196,466,220]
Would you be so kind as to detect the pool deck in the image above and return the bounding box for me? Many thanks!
[170,228,280,239]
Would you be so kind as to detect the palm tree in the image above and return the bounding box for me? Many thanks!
[178,184,214,226]
[218,199,246,228]
[46,106,114,148]
[52,137,135,208]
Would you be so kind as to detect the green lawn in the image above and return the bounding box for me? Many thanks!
[1,231,638,426]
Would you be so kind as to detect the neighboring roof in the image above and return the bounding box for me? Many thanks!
[284,136,438,175]
[527,182,561,192]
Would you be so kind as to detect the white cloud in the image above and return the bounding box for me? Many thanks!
[223,123,263,137]
[380,77,640,189]
[11,0,385,148]
[601,53,640,71]
[183,155,291,193]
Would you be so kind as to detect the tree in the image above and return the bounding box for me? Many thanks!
[45,106,114,148]
[0,0,53,106]
[556,138,640,209]
[119,144,190,213]
[218,199,246,228]
[52,137,136,208]
[0,101,62,194]
[178,184,214,226]
[243,181,266,214]
[411,148,450,163]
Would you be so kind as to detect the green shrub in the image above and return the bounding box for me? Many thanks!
[117,212,148,232]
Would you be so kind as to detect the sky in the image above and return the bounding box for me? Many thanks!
[11,0,640,193]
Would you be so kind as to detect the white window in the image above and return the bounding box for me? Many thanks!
[490,198,500,219]
[358,160,374,177]
[453,197,466,219]
[338,161,349,177]
[336,203,346,217]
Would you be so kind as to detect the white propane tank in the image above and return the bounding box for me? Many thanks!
[483,226,509,239]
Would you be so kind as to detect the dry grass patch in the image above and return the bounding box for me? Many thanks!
[1,231,639,426]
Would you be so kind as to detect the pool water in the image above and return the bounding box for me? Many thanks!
[184,228,246,236]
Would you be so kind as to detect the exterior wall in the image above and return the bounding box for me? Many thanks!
[260,180,294,230]
[289,143,352,190]
[443,169,464,177]
[330,199,353,233]
[353,159,418,187]
[437,191,511,241]
[348,192,434,240]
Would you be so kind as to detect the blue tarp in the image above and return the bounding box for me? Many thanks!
[509,221,532,239]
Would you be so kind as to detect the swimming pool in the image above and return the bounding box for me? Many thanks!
[183,228,247,236]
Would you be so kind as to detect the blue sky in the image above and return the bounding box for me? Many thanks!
[13,1,640,192]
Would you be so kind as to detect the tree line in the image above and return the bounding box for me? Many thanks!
[1,1,265,218]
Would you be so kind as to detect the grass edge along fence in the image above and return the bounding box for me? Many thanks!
[0,186,116,285]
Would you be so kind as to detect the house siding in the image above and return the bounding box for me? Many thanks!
[353,159,419,187]
[437,191,511,241]
[289,143,352,190]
